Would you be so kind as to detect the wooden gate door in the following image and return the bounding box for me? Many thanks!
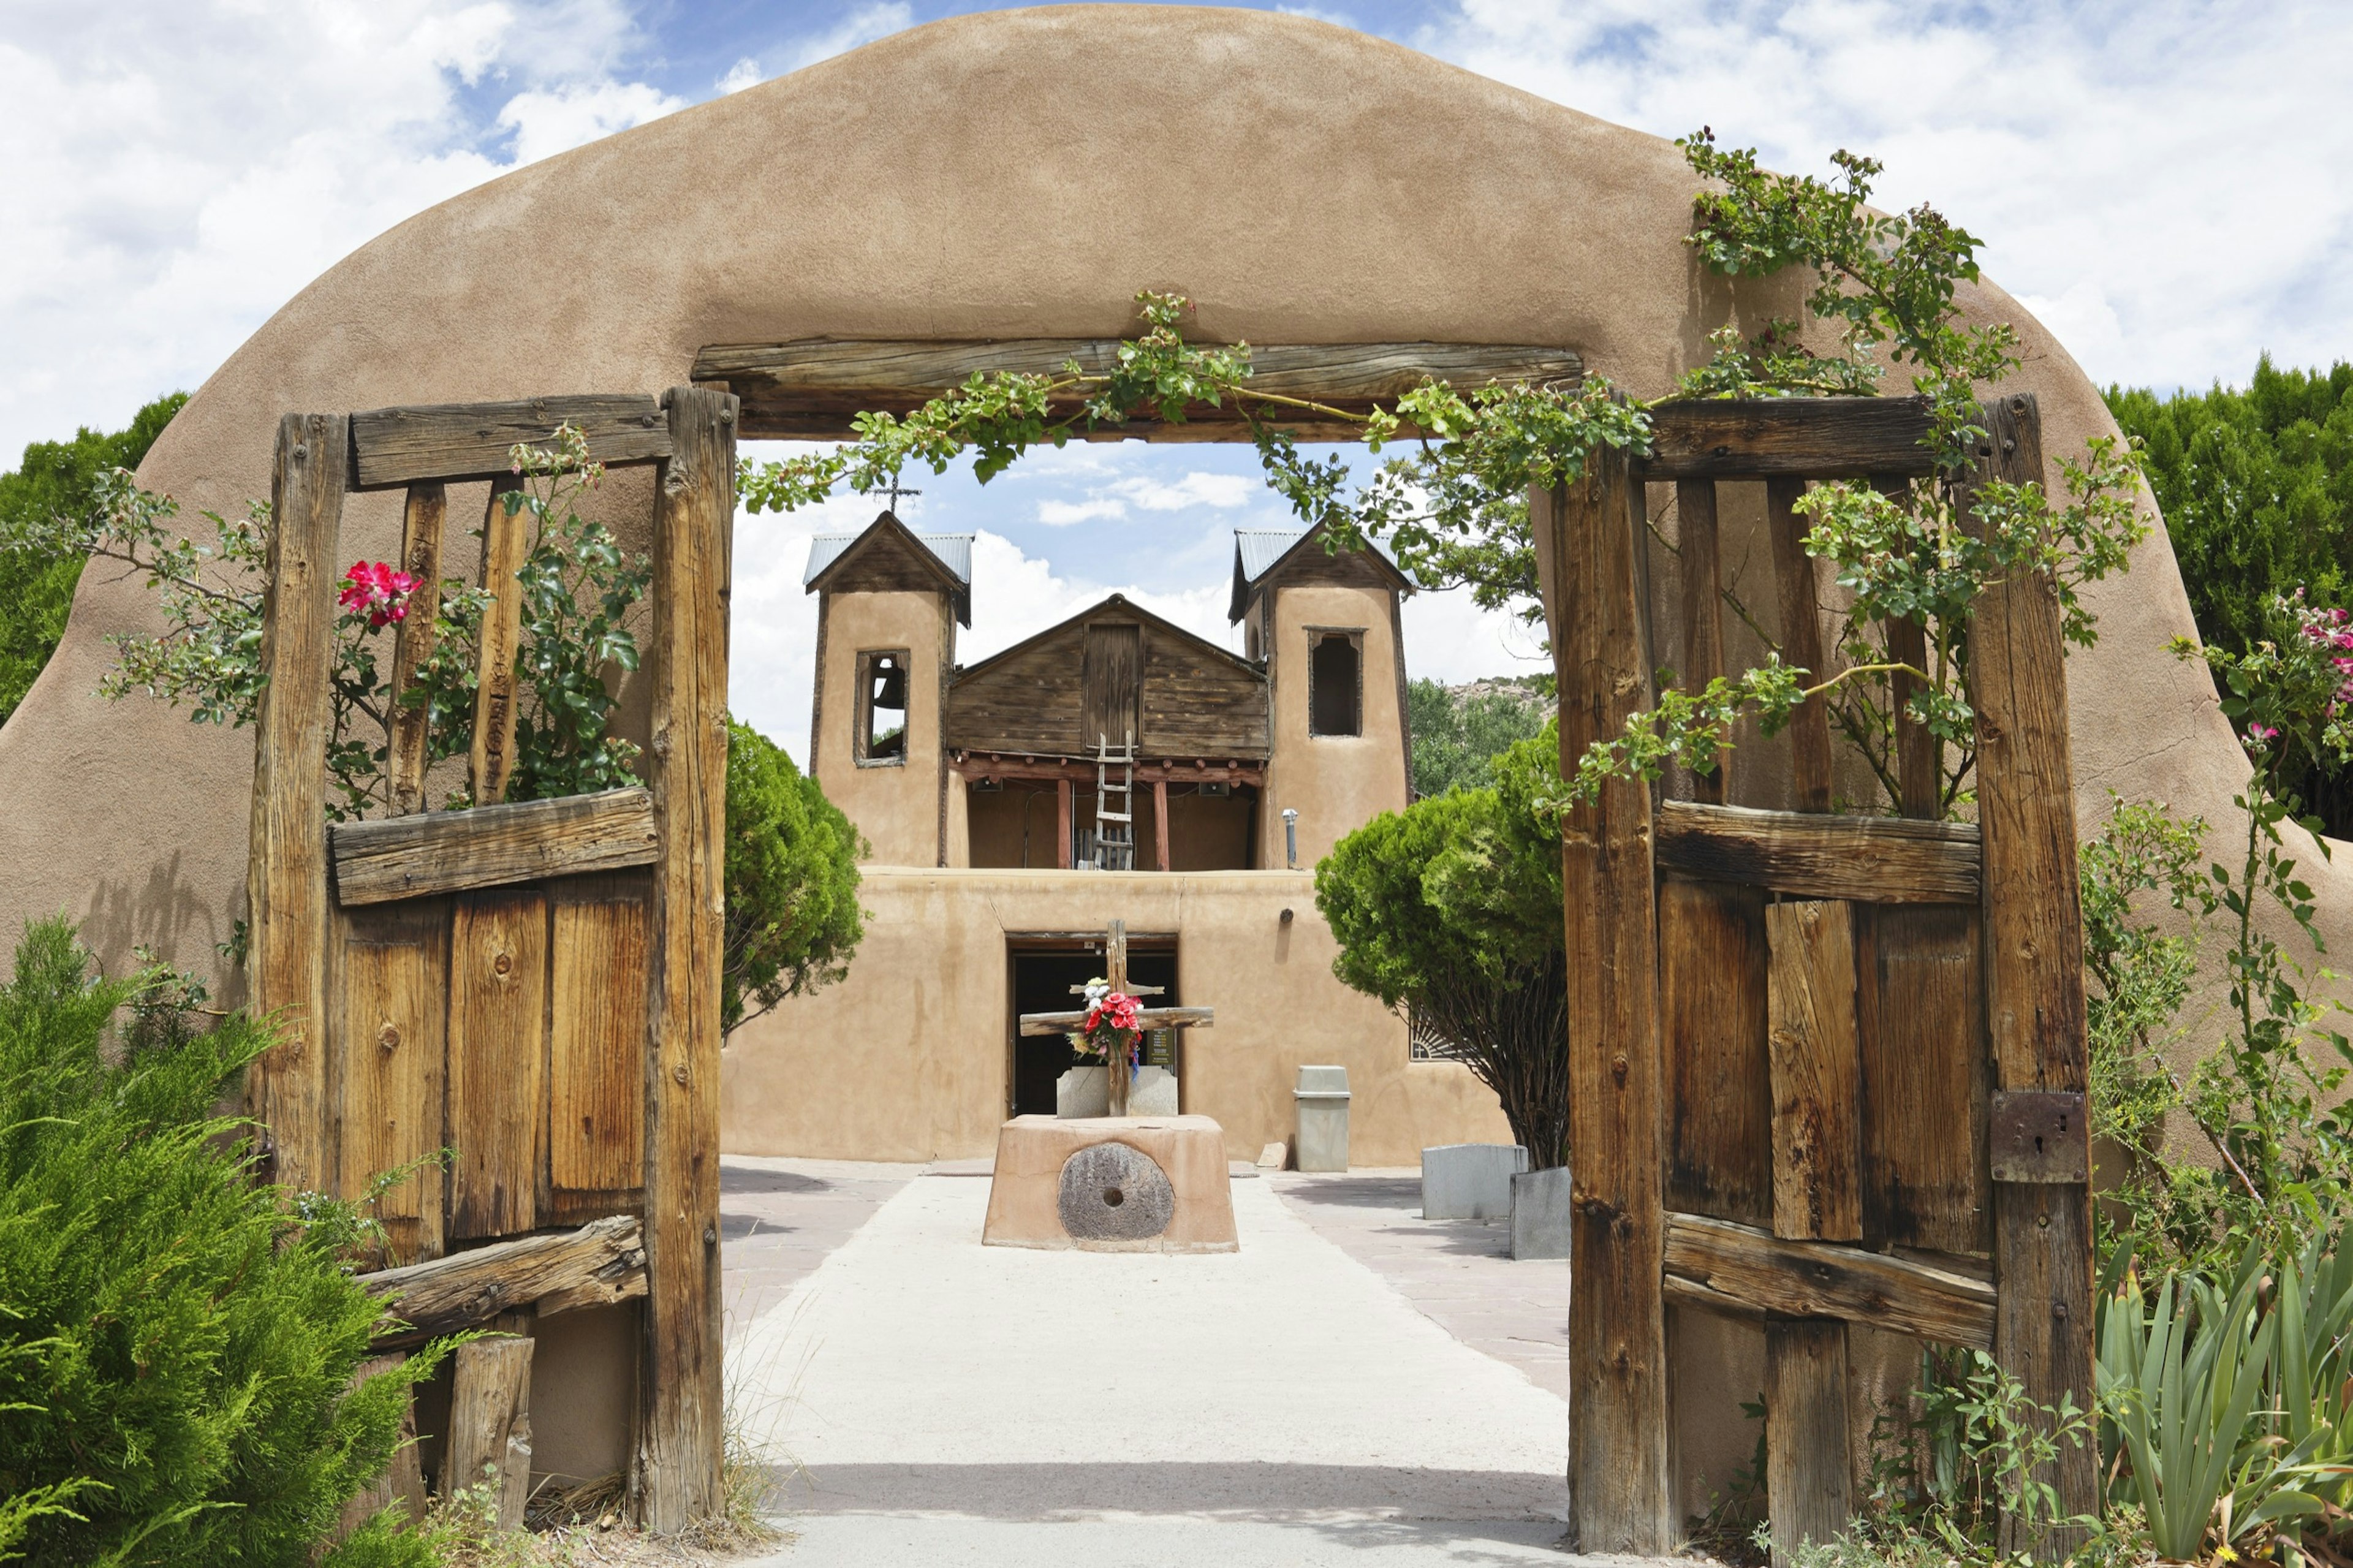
[1533,395,2093,1561]
[243,388,735,1530]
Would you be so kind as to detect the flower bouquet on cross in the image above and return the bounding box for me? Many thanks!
[1069,977,1145,1079]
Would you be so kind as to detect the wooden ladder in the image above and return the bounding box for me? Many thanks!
[1092,730,1136,870]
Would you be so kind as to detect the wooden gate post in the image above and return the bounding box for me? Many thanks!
[634,385,736,1531]
[1964,393,2097,1553]
[248,412,349,1193]
[1539,450,1675,1555]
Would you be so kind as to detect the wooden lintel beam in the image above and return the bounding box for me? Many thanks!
[1662,1211,1996,1349]
[692,339,1583,442]
[332,787,657,905]
[348,395,670,491]
[358,1214,645,1346]
[950,755,1265,786]
[1641,397,1938,480]
[1654,800,1980,903]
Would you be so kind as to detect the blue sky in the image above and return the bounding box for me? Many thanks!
[9,1,2349,757]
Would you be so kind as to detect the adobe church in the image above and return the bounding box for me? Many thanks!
[716,509,1514,1164]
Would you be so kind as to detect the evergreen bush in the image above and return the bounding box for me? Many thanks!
[722,719,866,1037]
[0,920,436,1567]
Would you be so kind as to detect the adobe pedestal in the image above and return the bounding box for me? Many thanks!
[982,1114,1238,1253]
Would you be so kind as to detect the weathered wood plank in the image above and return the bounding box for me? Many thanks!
[358,1213,643,1343]
[349,394,669,491]
[332,788,657,905]
[1019,1006,1214,1034]
[447,1336,534,1528]
[695,338,1583,441]
[550,876,650,1195]
[1541,444,1673,1552]
[1767,901,1864,1242]
[1661,878,1771,1227]
[1767,477,1835,812]
[1654,801,1980,903]
[470,486,528,806]
[1766,1317,1854,1566]
[1662,1211,1996,1348]
[1963,394,2096,1548]
[334,1355,426,1538]
[1676,478,1729,802]
[1887,613,1939,820]
[385,483,445,816]
[335,900,449,1265]
[637,386,734,1531]
[248,412,347,1192]
[1641,397,1937,480]
[448,890,549,1240]
[1858,905,1988,1254]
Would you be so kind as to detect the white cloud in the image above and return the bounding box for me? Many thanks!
[0,0,673,459]
[1117,472,1258,511]
[1037,498,1127,526]
[716,56,763,94]
[496,78,684,165]
[781,3,914,74]
[1413,0,2353,390]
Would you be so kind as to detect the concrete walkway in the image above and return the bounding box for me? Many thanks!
[727,1163,1581,1566]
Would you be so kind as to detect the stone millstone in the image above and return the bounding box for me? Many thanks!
[1056,1142,1175,1241]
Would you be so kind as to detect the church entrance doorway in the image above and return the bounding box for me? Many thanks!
[1005,934,1178,1116]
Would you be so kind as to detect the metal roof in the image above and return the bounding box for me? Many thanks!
[1232,528,1309,585]
[801,528,974,588]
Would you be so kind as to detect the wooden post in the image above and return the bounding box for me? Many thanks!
[1154,778,1172,871]
[1766,477,1833,811]
[248,412,347,1193]
[1887,613,1938,819]
[447,1336,534,1528]
[1539,451,1673,1555]
[634,386,735,1531]
[335,1354,427,1537]
[1676,479,1728,803]
[1056,777,1073,869]
[1105,920,1131,1117]
[1964,394,2096,1553]
[470,485,529,806]
[385,483,445,816]
[1765,1315,1853,1564]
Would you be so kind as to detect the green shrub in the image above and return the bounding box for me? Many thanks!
[722,719,866,1037]
[1316,724,1569,1164]
[0,920,436,1566]
[0,393,186,727]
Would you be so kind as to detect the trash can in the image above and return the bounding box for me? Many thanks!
[1293,1065,1351,1172]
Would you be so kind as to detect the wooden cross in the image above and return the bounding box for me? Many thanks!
[1017,918,1213,1116]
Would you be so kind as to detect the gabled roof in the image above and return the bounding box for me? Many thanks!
[803,510,973,625]
[1227,521,1412,622]
[952,592,1263,687]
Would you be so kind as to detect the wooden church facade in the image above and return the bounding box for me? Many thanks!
[718,512,1514,1165]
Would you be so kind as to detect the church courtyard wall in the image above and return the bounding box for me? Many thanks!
[719,866,1514,1164]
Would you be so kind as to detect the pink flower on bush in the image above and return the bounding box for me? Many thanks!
[2247,721,2281,747]
[337,560,420,631]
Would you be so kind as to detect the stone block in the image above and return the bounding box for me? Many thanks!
[1510,1165,1574,1260]
[1057,1064,1176,1117]
[1056,1066,1109,1118]
[1256,1141,1288,1170]
[1421,1142,1528,1221]
[982,1115,1238,1252]
[1294,1064,1351,1173]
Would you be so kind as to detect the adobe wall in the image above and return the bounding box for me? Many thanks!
[718,867,1513,1165]
[811,588,952,868]
[1260,584,1410,868]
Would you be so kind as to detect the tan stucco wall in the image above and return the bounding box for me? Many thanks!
[812,588,949,867]
[719,868,1512,1164]
[1261,584,1409,868]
